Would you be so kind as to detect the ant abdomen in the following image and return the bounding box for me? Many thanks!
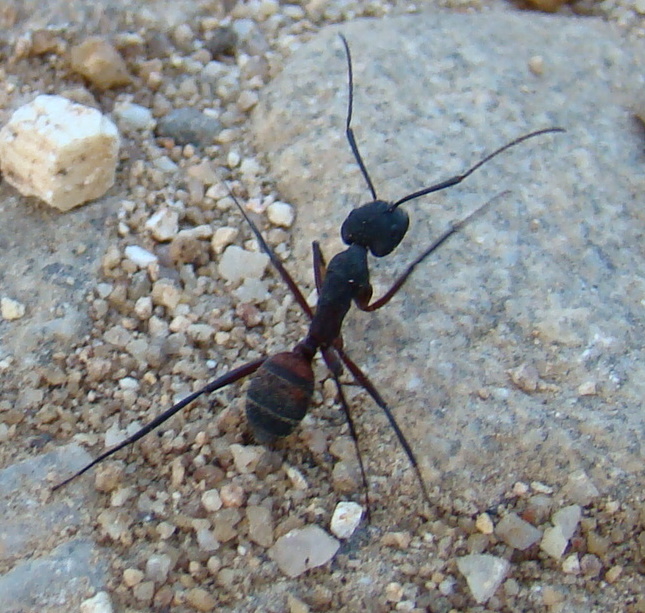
[245,351,315,443]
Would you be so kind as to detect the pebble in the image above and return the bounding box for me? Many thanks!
[201,489,223,513]
[186,587,217,611]
[151,279,181,310]
[146,554,173,583]
[495,513,542,550]
[230,444,263,473]
[562,470,600,505]
[123,567,144,587]
[211,226,239,254]
[1,297,26,320]
[69,37,131,89]
[217,245,270,284]
[562,553,580,574]
[146,208,179,242]
[381,531,412,549]
[246,505,274,547]
[196,528,220,553]
[268,525,340,578]
[124,245,157,268]
[540,506,582,560]
[267,201,295,227]
[112,101,155,131]
[0,95,120,210]
[475,512,494,535]
[80,591,114,613]
[205,27,238,57]
[330,501,363,539]
[156,108,222,147]
[220,483,246,507]
[456,554,510,604]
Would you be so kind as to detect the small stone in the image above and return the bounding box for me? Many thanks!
[169,232,207,265]
[268,525,340,578]
[80,591,114,613]
[562,470,599,506]
[220,483,245,507]
[457,554,510,604]
[156,108,221,147]
[186,587,217,611]
[0,95,120,210]
[94,462,124,493]
[146,208,179,241]
[151,279,181,310]
[577,381,597,396]
[528,55,544,76]
[267,201,294,227]
[476,513,494,535]
[146,553,173,583]
[385,581,404,602]
[124,245,157,268]
[381,531,411,549]
[605,565,623,583]
[542,586,564,606]
[70,37,131,88]
[230,444,263,474]
[246,505,274,547]
[1,297,26,320]
[330,501,363,539]
[508,363,539,393]
[211,226,238,254]
[196,528,220,553]
[287,593,310,613]
[540,526,568,559]
[202,489,223,512]
[495,513,542,551]
[562,553,580,574]
[553,505,582,541]
[218,245,269,284]
[284,464,308,490]
[123,567,144,587]
[112,101,154,131]
[331,460,360,493]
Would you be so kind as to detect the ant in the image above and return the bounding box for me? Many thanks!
[54,35,563,517]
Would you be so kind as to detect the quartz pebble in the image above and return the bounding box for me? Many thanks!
[246,505,274,547]
[1,297,26,320]
[185,587,217,612]
[268,525,340,578]
[124,245,157,268]
[267,201,294,227]
[457,554,510,604]
[146,208,179,241]
[540,505,582,559]
[201,489,223,512]
[230,444,263,473]
[80,591,114,613]
[218,245,270,284]
[0,95,120,210]
[330,501,363,539]
[495,513,542,550]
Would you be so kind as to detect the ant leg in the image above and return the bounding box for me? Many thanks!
[312,241,328,293]
[339,34,378,201]
[226,183,314,319]
[335,345,433,509]
[359,192,509,312]
[322,347,372,522]
[52,357,266,490]
[392,128,565,208]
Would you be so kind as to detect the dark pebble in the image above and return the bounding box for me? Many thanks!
[205,27,238,57]
[156,108,221,147]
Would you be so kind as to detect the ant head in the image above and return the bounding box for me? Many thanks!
[341,200,410,257]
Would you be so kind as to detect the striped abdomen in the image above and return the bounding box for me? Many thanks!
[246,351,314,443]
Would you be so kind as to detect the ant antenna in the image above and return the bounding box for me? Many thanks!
[392,127,565,209]
[340,34,378,201]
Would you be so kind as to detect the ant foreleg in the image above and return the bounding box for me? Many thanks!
[52,357,266,490]
[312,240,327,294]
[335,346,433,509]
[358,191,509,312]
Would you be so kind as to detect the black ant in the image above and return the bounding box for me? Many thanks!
[54,35,563,516]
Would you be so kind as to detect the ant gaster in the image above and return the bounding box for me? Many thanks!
[54,35,564,514]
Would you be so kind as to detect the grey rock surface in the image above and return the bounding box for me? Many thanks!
[253,13,644,505]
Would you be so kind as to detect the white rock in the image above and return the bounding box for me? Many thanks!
[146,208,179,242]
[124,244,157,267]
[218,245,270,283]
[456,554,510,604]
[112,100,155,131]
[562,553,580,574]
[495,513,542,550]
[201,489,223,512]
[80,591,114,613]
[267,201,294,228]
[268,525,340,578]
[1,297,26,320]
[233,278,270,304]
[540,525,568,559]
[211,226,238,254]
[330,501,363,539]
[0,95,120,211]
[553,505,582,541]
[230,444,263,474]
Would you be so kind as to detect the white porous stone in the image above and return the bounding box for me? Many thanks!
[330,501,363,539]
[268,525,340,578]
[146,208,179,242]
[457,554,510,604]
[0,95,120,211]
[267,201,294,228]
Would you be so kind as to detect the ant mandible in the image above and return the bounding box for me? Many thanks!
[54,35,564,515]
